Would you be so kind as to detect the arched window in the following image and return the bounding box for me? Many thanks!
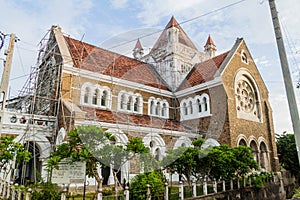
[203,97,208,111]
[134,97,139,112]
[101,90,107,106]
[156,102,161,115]
[241,52,248,63]
[127,96,132,110]
[189,101,193,114]
[162,103,167,117]
[84,87,90,104]
[150,100,154,115]
[92,89,99,105]
[238,139,247,146]
[197,99,201,112]
[155,148,161,161]
[183,102,188,115]
[250,140,259,163]
[120,94,125,109]
[260,142,269,170]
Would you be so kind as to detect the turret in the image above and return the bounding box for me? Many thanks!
[133,39,144,59]
[204,35,217,58]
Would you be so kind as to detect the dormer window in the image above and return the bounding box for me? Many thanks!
[180,94,211,121]
[118,90,143,114]
[148,97,169,118]
[81,82,111,109]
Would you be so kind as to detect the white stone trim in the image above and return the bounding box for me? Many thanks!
[173,136,193,149]
[117,90,143,114]
[147,97,169,119]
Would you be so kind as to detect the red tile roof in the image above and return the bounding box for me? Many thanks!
[64,36,170,91]
[178,51,229,90]
[80,106,191,132]
[205,35,215,46]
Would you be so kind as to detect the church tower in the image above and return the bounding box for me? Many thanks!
[142,16,207,91]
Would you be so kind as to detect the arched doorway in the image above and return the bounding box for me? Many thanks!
[259,141,269,171]
[250,140,259,164]
[16,141,42,185]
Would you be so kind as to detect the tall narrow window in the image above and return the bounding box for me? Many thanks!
[203,97,208,111]
[150,101,154,115]
[92,90,98,105]
[156,102,161,115]
[134,97,139,112]
[183,102,188,115]
[162,103,167,117]
[197,99,201,112]
[120,94,125,109]
[189,101,193,114]
[101,90,107,106]
[84,88,90,104]
[127,96,132,110]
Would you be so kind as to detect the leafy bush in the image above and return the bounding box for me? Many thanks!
[31,182,61,200]
[130,170,165,199]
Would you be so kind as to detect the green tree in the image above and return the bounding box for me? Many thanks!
[276,133,300,183]
[0,136,31,180]
[47,125,151,199]
[130,170,165,199]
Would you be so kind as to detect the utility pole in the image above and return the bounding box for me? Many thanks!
[0,34,16,138]
[268,0,300,166]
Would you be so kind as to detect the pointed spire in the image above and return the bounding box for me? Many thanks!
[165,16,180,29]
[204,34,217,58]
[205,34,215,46]
[134,38,143,50]
[133,39,144,59]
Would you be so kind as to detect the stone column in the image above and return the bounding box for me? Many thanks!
[6,182,11,199]
[222,180,226,192]
[108,164,114,185]
[203,177,208,195]
[192,180,196,197]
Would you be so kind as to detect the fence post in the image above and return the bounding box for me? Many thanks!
[222,180,226,192]
[213,179,217,193]
[12,183,16,200]
[97,188,103,200]
[17,186,22,200]
[178,181,184,200]
[164,182,168,200]
[2,181,7,197]
[0,179,3,196]
[230,179,233,190]
[203,176,207,195]
[124,186,129,200]
[6,182,11,199]
[146,184,151,200]
[237,178,240,189]
[192,180,196,197]
[61,187,67,200]
[25,188,32,200]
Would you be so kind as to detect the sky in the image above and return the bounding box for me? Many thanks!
[0,0,299,135]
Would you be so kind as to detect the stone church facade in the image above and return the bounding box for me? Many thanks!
[2,16,279,184]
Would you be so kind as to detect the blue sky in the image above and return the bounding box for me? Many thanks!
[0,0,299,134]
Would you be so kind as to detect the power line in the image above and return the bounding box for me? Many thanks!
[106,0,248,51]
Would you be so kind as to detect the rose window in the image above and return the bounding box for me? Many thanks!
[236,80,255,113]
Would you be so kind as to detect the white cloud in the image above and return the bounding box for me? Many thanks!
[109,0,129,9]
